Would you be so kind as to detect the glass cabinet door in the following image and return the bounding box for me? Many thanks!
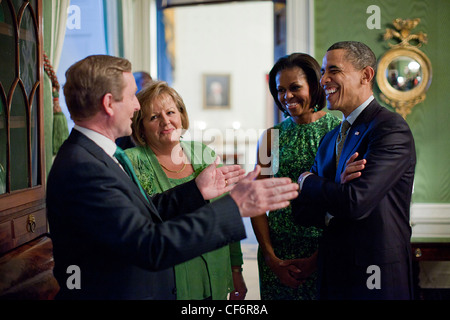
[0,0,45,255]
[0,0,43,198]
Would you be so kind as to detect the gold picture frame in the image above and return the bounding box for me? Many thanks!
[203,74,231,109]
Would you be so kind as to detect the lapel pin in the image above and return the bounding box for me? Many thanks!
[355,132,360,135]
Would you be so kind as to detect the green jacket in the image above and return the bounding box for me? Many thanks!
[126,141,243,300]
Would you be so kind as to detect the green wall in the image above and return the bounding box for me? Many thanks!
[314,0,450,203]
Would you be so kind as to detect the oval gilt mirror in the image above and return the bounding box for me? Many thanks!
[376,18,432,118]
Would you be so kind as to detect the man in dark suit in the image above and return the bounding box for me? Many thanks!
[291,41,416,300]
[47,55,299,300]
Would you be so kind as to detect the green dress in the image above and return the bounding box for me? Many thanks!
[125,141,243,300]
[258,112,341,300]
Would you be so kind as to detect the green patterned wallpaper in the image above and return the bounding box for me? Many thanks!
[314,0,450,203]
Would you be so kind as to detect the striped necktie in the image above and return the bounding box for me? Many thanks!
[114,146,148,201]
[336,120,351,168]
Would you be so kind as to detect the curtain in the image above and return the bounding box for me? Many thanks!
[103,0,153,74]
[121,0,134,62]
[130,0,153,73]
[43,0,71,170]
[103,0,123,57]
[46,0,71,72]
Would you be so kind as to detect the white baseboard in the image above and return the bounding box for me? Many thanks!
[411,203,450,239]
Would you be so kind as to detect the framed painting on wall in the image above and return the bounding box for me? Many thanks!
[203,74,231,109]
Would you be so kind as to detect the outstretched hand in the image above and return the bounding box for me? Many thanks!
[195,157,246,200]
[229,165,299,218]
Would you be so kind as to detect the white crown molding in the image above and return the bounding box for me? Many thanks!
[411,203,450,239]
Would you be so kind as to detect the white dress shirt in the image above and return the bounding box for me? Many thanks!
[73,125,119,163]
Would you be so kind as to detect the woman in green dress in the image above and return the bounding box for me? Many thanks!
[125,81,247,300]
[251,53,341,300]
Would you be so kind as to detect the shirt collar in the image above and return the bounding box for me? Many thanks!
[73,125,117,158]
[344,95,374,125]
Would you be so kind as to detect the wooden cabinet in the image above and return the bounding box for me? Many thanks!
[412,241,450,261]
[0,0,46,255]
[411,239,450,299]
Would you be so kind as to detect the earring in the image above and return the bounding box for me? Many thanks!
[313,105,318,113]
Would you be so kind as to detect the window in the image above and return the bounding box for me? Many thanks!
[56,0,107,131]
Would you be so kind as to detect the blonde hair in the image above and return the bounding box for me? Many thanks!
[63,55,131,121]
[132,81,190,146]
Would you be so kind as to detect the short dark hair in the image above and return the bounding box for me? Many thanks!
[327,41,377,87]
[268,53,326,117]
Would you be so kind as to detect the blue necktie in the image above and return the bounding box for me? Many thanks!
[114,146,148,201]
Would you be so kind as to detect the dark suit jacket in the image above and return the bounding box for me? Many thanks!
[292,100,416,300]
[47,130,246,300]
